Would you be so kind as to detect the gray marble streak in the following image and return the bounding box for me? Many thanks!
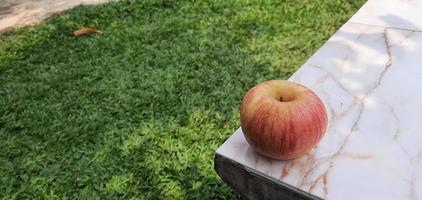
[349,0,422,32]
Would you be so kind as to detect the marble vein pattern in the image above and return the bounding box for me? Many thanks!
[349,0,422,31]
[217,22,422,200]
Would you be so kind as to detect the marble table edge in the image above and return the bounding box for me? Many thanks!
[214,152,323,200]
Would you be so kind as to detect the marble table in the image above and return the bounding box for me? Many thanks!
[215,0,422,199]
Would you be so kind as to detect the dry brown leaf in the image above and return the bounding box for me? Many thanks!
[73,28,102,38]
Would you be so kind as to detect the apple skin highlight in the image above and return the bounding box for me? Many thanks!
[240,80,328,160]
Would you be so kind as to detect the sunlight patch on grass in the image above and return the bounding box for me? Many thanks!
[106,173,134,193]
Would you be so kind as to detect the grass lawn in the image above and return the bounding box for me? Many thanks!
[0,0,365,199]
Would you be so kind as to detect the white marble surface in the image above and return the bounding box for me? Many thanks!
[217,8,422,200]
[350,0,422,31]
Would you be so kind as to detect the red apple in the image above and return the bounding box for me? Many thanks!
[240,80,327,160]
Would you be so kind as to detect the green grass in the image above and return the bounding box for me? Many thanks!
[0,0,365,199]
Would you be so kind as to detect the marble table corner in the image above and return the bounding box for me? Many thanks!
[215,0,422,199]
